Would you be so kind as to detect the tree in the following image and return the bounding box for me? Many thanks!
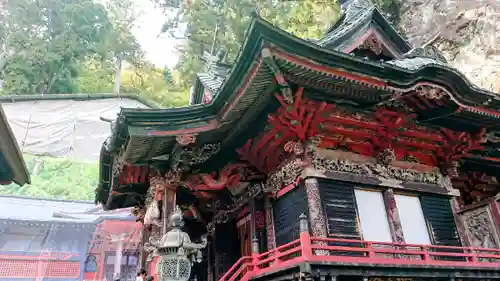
[154,0,341,89]
[103,0,143,94]
[0,154,98,201]
[76,56,115,93]
[0,0,114,95]
[120,63,189,107]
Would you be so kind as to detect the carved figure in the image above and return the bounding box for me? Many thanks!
[185,164,246,193]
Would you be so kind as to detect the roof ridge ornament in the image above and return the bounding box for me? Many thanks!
[202,46,230,77]
[402,33,447,63]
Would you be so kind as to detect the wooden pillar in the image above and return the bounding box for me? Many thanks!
[304,177,328,238]
[250,197,257,242]
[110,233,127,280]
[489,199,500,239]
[304,177,328,256]
[138,227,150,272]
[451,197,471,247]
[207,238,214,281]
[264,197,276,250]
[162,188,176,235]
[382,189,405,243]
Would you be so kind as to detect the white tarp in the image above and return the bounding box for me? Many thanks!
[1,98,149,162]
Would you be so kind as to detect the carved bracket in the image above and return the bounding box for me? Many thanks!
[237,88,333,173]
[454,171,500,205]
[436,128,485,175]
[270,88,334,141]
[371,108,414,166]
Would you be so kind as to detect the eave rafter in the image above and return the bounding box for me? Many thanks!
[385,83,500,127]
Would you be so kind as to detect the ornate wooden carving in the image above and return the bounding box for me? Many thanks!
[463,207,499,248]
[304,177,329,255]
[359,34,383,55]
[308,146,443,185]
[184,164,263,199]
[206,184,263,234]
[176,134,197,146]
[266,142,445,193]
[264,197,276,250]
[269,88,334,141]
[171,143,221,167]
[416,85,446,100]
[116,164,149,185]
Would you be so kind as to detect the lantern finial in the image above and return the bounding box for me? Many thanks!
[169,205,184,228]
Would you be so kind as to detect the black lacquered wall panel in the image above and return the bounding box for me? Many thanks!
[272,185,308,247]
[420,195,461,246]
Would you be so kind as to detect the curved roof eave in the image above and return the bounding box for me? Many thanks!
[105,16,500,152]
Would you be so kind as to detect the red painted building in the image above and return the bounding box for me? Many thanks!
[0,196,142,281]
[96,1,500,281]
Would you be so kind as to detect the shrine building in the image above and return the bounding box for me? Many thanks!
[95,1,500,281]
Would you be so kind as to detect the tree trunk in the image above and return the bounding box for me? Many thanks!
[114,56,122,95]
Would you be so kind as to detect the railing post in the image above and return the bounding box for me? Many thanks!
[468,247,477,263]
[251,238,260,273]
[366,242,375,258]
[422,246,430,261]
[299,213,313,260]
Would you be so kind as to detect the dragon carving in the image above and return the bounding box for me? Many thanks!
[185,164,262,198]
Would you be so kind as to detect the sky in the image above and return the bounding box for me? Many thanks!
[131,0,182,69]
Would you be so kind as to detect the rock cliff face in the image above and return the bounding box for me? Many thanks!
[399,0,500,92]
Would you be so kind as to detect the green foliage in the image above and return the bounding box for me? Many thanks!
[0,154,98,201]
[0,0,188,108]
[120,64,189,107]
[0,0,113,95]
[373,0,402,25]
[76,56,116,93]
[155,0,341,89]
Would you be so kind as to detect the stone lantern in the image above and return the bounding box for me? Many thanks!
[148,206,207,281]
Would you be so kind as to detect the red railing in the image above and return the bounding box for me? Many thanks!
[218,231,500,281]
